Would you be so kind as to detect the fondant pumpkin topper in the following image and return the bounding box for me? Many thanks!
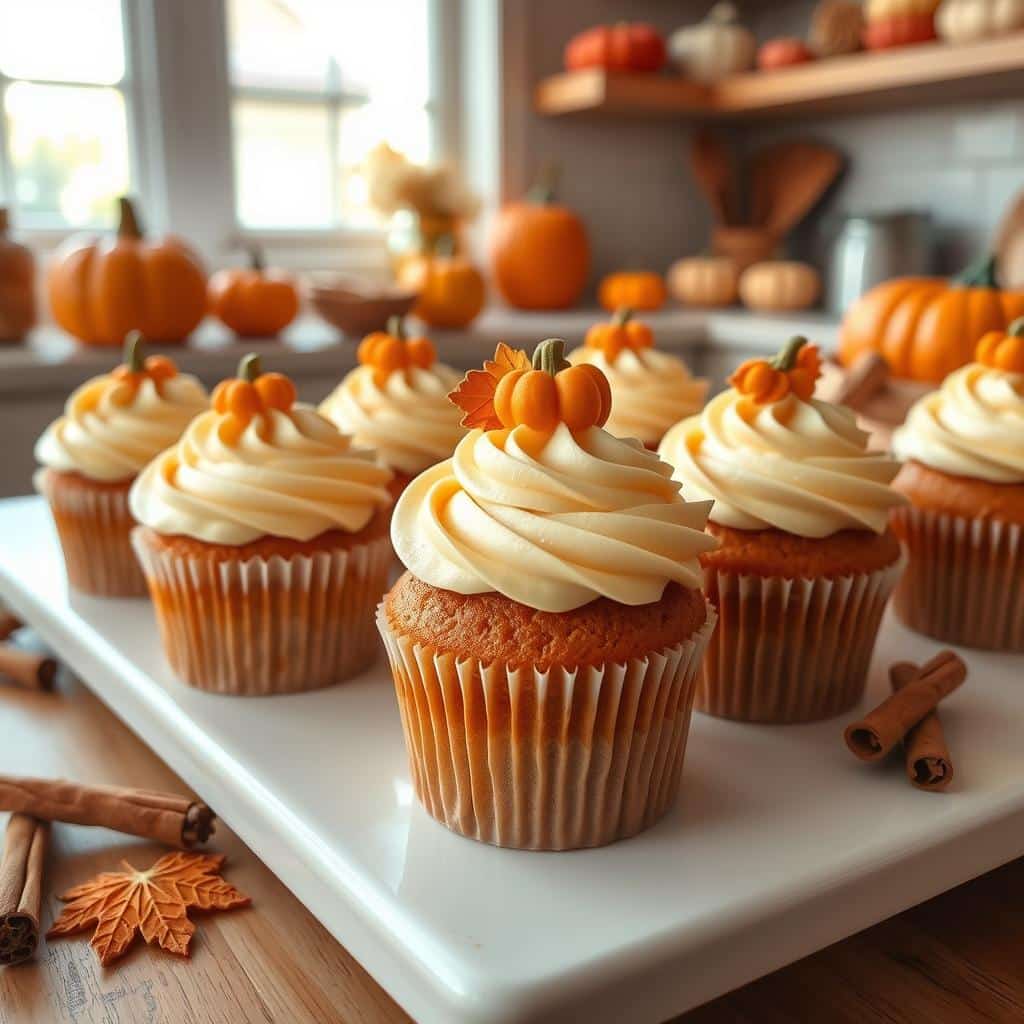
[449,338,612,433]
[583,307,654,364]
[110,330,179,397]
[357,316,437,387]
[729,335,822,404]
[211,354,297,442]
[975,317,1024,374]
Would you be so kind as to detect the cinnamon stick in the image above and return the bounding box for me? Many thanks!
[0,777,215,849]
[0,645,57,692]
[0,612,21,643]
[891,661,954,791]
[832,352,889,410]
[0,814,48,965]
[844,650,966,762]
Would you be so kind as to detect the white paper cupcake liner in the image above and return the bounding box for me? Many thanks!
[893,507,1023,652]
[376,600,717,851]
[36,468,147,597]
[133,529,392,695]
[698,555,905,723]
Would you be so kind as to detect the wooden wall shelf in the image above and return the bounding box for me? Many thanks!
[535,36,1024,120]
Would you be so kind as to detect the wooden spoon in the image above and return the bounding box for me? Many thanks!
[750,142,844,239]
[689,129,738,226]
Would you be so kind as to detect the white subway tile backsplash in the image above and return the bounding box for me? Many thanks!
[954,109,1020,164]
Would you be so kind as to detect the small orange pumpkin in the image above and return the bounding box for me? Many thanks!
[975,317,1024,373]
[48,197,207,347]
[357,316,437,386]
[598,271,666,312]
[730,336,822,404]
[492,338,612,432]
[211,354,298,440]
[208,247,299,338]
[584,308,654,363]
[109,330,179,397]
[398,236,485,329]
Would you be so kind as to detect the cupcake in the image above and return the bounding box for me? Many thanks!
[319,317,466,499]
[130,354,394,695]
[34,333,207,596]
[568,308,708,450]
[890,324,1024,650]
[659,337,907,724]
[377,338,719,850]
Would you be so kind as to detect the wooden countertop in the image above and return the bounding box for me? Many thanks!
[2,660,1020,1023]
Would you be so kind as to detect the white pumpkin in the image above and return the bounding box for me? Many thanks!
[667,257,738,307]
[668,3,756,85]
[739,261,821,312]
[936,0,1024,42]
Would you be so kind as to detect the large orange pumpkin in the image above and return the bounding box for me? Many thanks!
[838,255,1024,383]
[208,247,299,337]
[490,169,590,311]
[48,196,207,347]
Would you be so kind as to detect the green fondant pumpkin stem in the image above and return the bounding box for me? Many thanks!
[248,245,265,272]
[387,315,405,340]
[238,353,262,382]
[122,330,144,373]
[532,338,570,375]
[770,335,807,372]
[953,253,999,289]
[117,196,143,239]
[1008,316,1024,337]
[613,307,634,327]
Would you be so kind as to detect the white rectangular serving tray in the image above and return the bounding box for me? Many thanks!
[2,495,1023,1024]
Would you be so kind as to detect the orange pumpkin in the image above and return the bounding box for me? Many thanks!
[839,256,1024,383]
[208,247,299,337]
[975,317,1024,374]
[357,316,437,386]
[731,336,822,403]
[0,207,35,342]
[109,330,179,396]
[48,196,207,347]
[584,307,654,363]
[398,236,485,328]
[492,338,611,432]
[490,168,590,311]
[598,271,666,312]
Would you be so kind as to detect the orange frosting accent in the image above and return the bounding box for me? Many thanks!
[730,337,822,404]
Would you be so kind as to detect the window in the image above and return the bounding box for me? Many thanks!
[0,0,132,228]
[227,0,437,232]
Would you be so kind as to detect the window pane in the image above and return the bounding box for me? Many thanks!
[0,0,124,84]
[5,82,129,226]
[233,99,333,228]
[227,0,330,92]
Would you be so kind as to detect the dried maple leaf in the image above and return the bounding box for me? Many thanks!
[47,851,250,966]
[448,342,530,429]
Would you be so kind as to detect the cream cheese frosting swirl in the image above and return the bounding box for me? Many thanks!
[568,347,709,444]
[659,389,905,536]
[320,363,466,475]
[35,374,208,482]
[392,423,717,612]
[893,362,1024,483]
[130,404,393,545]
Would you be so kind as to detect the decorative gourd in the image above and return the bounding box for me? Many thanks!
[398,236,485,328]
[730,336,822,404]
[758,38,815,69]
[490,168,590,311]
[863,0,939,48]
[109,331,179,396]
[357,316,437,386]
[597,271,666,312]
[936,0,1024,42]
[211,354,298,441]
[668,3,756,84]
[0,207,35,342]
[809,0,864,56]
[839,255,1024,383]
[975,317,1024,373]
[739,261,821,312]
[564,23,666,73]
[48,197,207,347]
[668,256,739,307]
[208,247,299,338]
[584,308,654,363]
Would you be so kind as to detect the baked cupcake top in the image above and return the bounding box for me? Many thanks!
[568,309,708,444]
[894,323,1024,484]
[319,319,466,476]
[392,339,717,613]
[130,355,392,545]
[659,337,905,537]
[35,334,208,483]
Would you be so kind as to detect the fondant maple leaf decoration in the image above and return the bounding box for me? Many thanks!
[47,851,250,966]
[448,342,530,429]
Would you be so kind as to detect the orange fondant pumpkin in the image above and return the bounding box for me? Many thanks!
[208,247,299,338]
[598,271,666,312]
[975,317,1024,373]
[48,197,207,347]
[110,331,179,396]
[211,354,297,443]
[358,316,436,386]
[398,237,485,328]
[839,255,1024,383]
[731,336,822,403]
[584,308,655,363]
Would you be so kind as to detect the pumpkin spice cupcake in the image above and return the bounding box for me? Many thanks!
[568,308,708,449]
[320,317,466,499]
[130,354,393,695]
[378,339,719,851]
[659,337,907,723]
[890,323,1024,650]
[34,332,207,596]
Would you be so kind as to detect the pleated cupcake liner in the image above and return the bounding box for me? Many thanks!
[698,555,906,724]
[36,468,147,597]
[376,600,717,851]
[133,528,392,695]
[892,507,1023,652]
